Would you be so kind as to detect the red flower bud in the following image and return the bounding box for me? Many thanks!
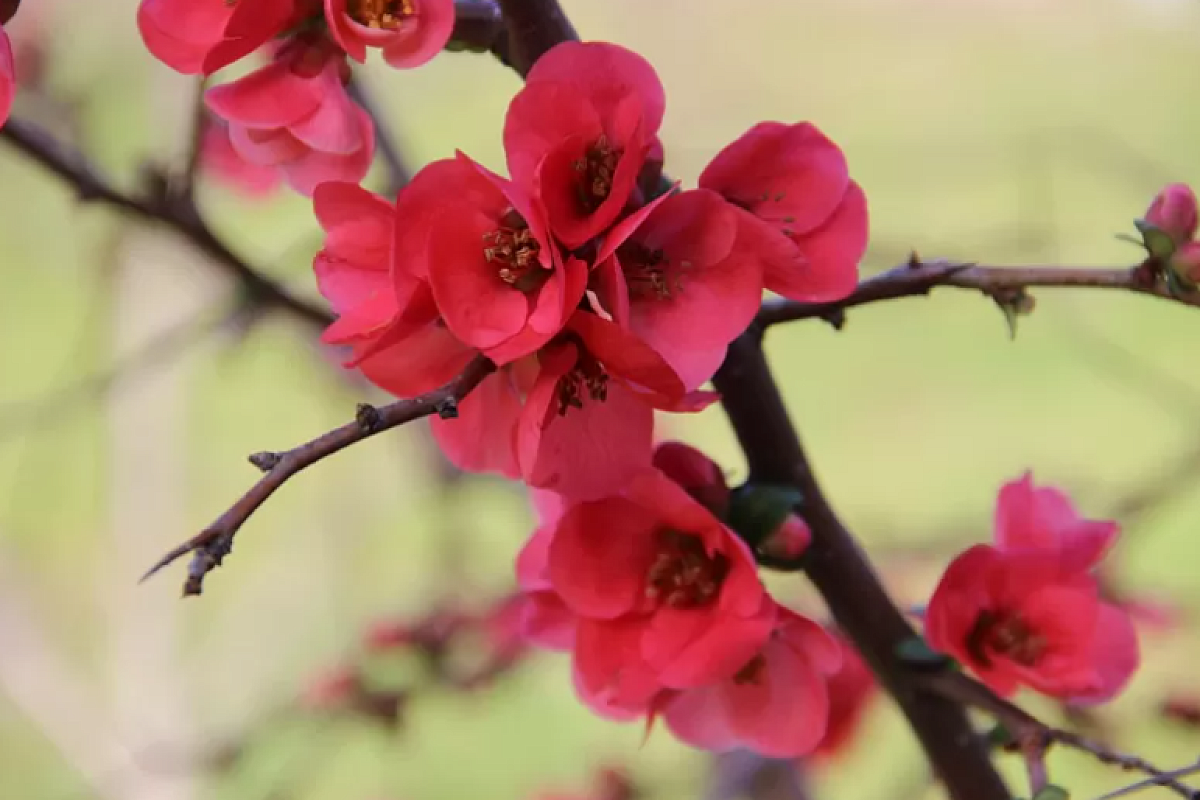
[1168,240,1200,287]
[1146,183,1198,246]
[757,513,813,561]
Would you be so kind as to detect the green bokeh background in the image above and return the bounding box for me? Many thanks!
[2,0,1200,797]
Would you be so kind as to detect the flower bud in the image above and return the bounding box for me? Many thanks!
[1168,240,1200,288]
[756,513,813,561]
[1145,183,1198,246]
[652,441,730,517]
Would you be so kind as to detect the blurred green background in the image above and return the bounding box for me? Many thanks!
[2,0,1200,797]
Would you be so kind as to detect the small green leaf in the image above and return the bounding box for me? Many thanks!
[894,636,954,670]
[985,723,1016,749]
[727,484,803,551]
[1135,219,1177,260]
[1032,785,1070,800]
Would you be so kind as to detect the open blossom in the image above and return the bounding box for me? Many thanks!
[993,472,1117,573]
[325,0,455,68]
[200,118,282,198]
[810,635,875,761]
[545,467,775,713]
[926,544,1138,704]
[505,41,665,247]
[0,24,12,128]
[594,189,763,388]
[663,610,841,758]
[206,36,374,196]
[1145,183,1198,246]
[137,0,303,75]
[700,122,867,303]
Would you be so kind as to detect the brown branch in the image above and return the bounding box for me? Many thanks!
[712,334,1012,800]
[0,117,333,329]
[921,671,1198,798]
[493,0,578,77]
[449,0,513,69]
[756,258,1198,329]
[140,356,496,596]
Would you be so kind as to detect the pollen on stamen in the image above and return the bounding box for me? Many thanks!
[348,0,415,30]
[555,351,610,416]
[572,135,620,214]
[482,208,547,292]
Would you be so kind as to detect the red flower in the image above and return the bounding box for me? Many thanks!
[515,312,704,500]
[0,25,12,128]
[200,118,282,198]
[1145,183,1198,246]
[504,41,664,248]
[926,545,1139,704]
[594,189,763,389]
[993,472,1117,574]
[423,153,587,366]
[206,37,374,196]
[137,0,302,75]
[547,467,775,708]
[699,122,867,303]
[810,635,875,761]
[663,610,842,758]
[324,0,454,68]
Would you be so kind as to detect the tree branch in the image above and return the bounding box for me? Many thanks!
[756,258,1197,329]
[712,333,1012,800]
[450,0,513,69]
[493,0,578,77]
[346,75,411,197]
[0,117,333,329]
[140,355,496,596]
[921,670,1198,798]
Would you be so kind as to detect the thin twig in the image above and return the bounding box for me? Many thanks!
[756,259,1198,328]
[493,0,578,77]
[921,671,1198,798]
[346,75,410,197]
[1094,761,1200,800]
[0,117,332,328]
[140,356,496,596]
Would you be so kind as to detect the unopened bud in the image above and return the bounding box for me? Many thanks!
[300,665,360,710]
[1167,240,1200,289]
[653,441,729,516]
[756,513,812,561]
[1145,183,1198,246]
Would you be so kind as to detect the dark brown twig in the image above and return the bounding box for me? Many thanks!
[140,356,495,596]
[0,117,332,328]
[922,671,1198,798]
[756,259,1197,329]
[712,334,1012,800]
[449,0,512,68]
[493,0,578,77]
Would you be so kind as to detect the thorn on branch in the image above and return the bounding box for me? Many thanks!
[248,451,281,472]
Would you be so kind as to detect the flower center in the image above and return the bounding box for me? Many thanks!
[617,240,682,300]
[644,530,730,609]
[348,0,414,29]
[555,349,609,416]
[733,654,767,686]
[967,609,1048,668]
[483,208,548,292]
[573,135,619,214]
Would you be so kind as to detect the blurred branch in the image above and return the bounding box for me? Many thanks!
[448,1,513,69]
[706,752,812,800]
[756,258,1199,329]
[346,75,411,197]
[0,117,332,329]
[1095,761,1200,800]
[141,355,495,596]
[921,670,1198,798]
[493,0,577,77]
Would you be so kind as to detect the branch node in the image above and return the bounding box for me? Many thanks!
[248,451,281,472]
[183,531,234,597]
[435,397,460,420]
[356,403,383,432]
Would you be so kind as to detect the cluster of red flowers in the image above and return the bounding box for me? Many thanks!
[927,474,1140,703]
[137,0,455,194]
[308,40,870,756]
